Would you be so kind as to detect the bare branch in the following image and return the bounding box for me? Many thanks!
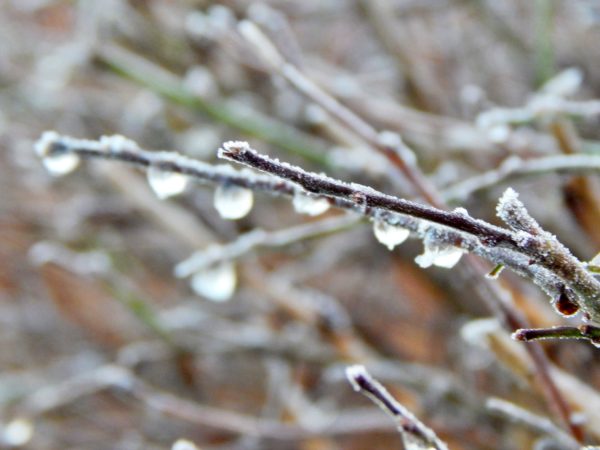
[513,325,600,347]
[486,397,579,449]
[175,214,359,278]
[346,365,449,450]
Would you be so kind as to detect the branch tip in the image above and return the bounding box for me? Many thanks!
[345,364,369,392]
[219,140,252,158]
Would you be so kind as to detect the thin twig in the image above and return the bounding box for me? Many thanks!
[346,365,449,450]
[20,364,398,440]
[513,324,600,345]
[444,154,600,202]
[175,214,359,278]
[237,20,440,203]
[34,130,591,442]
[486,397,579,449]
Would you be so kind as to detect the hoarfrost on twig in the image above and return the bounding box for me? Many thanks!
[346,365,448,450]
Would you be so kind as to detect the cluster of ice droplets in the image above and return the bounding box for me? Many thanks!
[415,242,465,269]
[35,131,80,176]
[213,184,254,219]
[190,262,236,302]
[372,220,410,251]
[292,190,330,216]
[147,165,189,200]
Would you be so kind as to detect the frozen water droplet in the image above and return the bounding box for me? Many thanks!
[415,244,464,268]
[293,191,330,216]
[214,184,254,219]
[432,247,464,268]
[403,437,434,450]
[2,418,33,447]
[42,153,80,176]
[553,292,579,316]
[147,166,189,199]
[373,220,409,250]
[190,262,236,302]
[172,439,199,450]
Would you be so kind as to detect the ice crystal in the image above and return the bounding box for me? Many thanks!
[496,187,541,234]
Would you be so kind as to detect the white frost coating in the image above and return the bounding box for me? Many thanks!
[172,439,199,450]
[496,187,520,220]
[1,418,33,447]
[147,165,189,199]
[34,131,60,158]
[190,262,236,302]
[292,191,330,216]
[214,184,254,219]
[99,134,140,153]
[453,207,469,216]
[219,140,251,158]
[373,220,410,250]
[237,20,284,69]
[496,187,541,234]
[345,364,368,392]
[415,243,464,269]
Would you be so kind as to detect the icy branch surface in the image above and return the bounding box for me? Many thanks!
[33,132,600,324]
[219,142,600,323]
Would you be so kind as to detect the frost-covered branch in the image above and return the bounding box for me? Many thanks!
[218,141,514,245]
[219,141,600,324]
[236,19,440,204]
[444,154,600,202]
[35,131,600,324]
[346,365,449,450]
[35,131,298,196]
[175,214,359,278]
[513,325,600,346]
[486,397,579,449]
